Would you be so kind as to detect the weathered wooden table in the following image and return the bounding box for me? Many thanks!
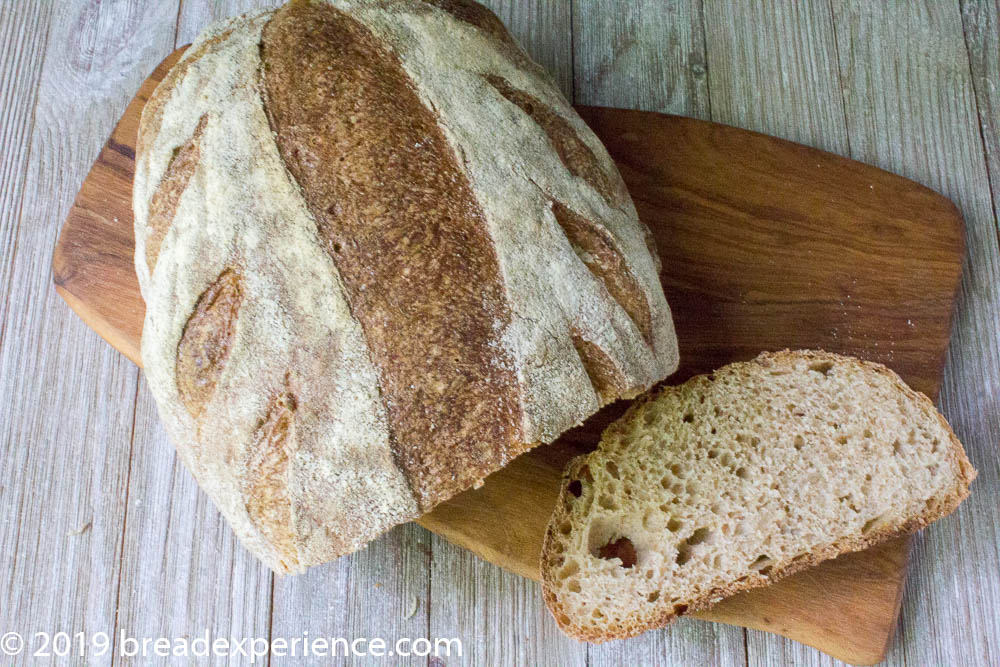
[1,2,997,665]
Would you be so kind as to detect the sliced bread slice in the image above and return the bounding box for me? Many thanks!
[541,350,975,642]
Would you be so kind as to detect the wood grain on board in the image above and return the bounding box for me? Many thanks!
[51,47,966,665]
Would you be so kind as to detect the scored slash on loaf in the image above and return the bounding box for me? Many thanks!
[132,0,678,574]
[541,350,975,642]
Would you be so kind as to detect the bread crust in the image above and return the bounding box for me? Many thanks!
[133,0,678,573]
[541,350,975,642]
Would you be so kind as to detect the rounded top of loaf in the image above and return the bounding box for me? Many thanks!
[133,0,678,574]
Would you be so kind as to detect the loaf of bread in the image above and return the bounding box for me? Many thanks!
[132,0,678,573]
[541,350,974,642]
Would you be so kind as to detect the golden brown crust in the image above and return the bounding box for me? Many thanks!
[244,390,298,573]
[260,1,524,509]
[541,349,977,643]
[418,0,513,42]
[570,334,629,404]
[487,75,626,206]
[553,201,654,346]
[137,28,234,164]
[175,268,244,418]
[145,115,207,271]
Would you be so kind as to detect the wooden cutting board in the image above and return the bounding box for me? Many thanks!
[52,49,964,665]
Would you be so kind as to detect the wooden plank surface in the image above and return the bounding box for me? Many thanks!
[0,1,178,664]
[3,2,1000,666]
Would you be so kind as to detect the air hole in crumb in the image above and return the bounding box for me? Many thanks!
[559,521,572,535]
[558,561,580,579]
[598,537,637,568]
[892,440,902,455]
[931,438,940,453]
[673,604,689,616]
[676,528,711,566]
[558,614,571,626]
[567,480,582,497]
[675,546,692,566]
[606,461,620,479]
[682,412,694,423]
[647,590,660,603]
[794,435,805,451]
[750,554,773,572]
[580,465,594,483]
[592,609,605,619]
[666,518,682,532]
[862,516,882,535]
[735,466,749,479]
[567,580,581,593]
[864,429,873,439]
[687,527,711,545]
[809,361,834,375]
[837,435,848,445]
[708,449,718,459]
[598,494,617,510]
[670,463,683,477]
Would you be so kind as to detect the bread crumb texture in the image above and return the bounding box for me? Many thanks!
[541,350,975,642]
[132,0,678,574]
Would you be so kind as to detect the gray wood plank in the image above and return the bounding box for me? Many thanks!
[831,2,1000,666]
[0,1,179,664]
[573,2,745,664]
[271,525,431,667]
[572,0,710,118]
[429,534,587,667]
[492,0,574,99]
[702,0,848,154]
[115,385,273,667]
[962,0,1000,223]
[745,631,840,667]
[0,1,53,344]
